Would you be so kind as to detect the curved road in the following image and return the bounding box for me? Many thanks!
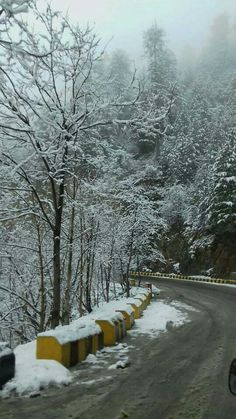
[1,279,236,419]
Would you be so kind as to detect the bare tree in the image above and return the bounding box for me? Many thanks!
[0,2,140,331]
[0,4,116,327]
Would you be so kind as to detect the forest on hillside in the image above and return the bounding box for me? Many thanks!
[0,1,235,344]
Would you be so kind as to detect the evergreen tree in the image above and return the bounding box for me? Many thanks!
[143,23,176,90]
[205,131,236,234]
[108,49,132,98]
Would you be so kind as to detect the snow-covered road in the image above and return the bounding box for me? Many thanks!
[2,278,235,419]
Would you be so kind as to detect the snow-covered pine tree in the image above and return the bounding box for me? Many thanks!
[206,131,236,234]
[143,23,177,90]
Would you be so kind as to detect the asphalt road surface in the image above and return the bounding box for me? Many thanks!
[1,279,236,419]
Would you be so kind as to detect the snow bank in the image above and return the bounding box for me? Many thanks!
[129,301,189,337]
[152,285,160,295]
[125,297,142,307]
[0,342,12,358]
[88,304,125,323]
[98,301,134,315]
[129,286,149,297]
[108,356,130,370]
[0,341,71,397]
[38,318,101,345]
[0,284,164,397]
[84,354,99,365]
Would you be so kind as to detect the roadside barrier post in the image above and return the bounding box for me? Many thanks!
[0,343,15,389]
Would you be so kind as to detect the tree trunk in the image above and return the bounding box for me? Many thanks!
[36,223,46,332]
[79,212,84,317]
[137,255,141,287]
[62,182,76,325]
[51,229,61,328]
[51,184,64,328]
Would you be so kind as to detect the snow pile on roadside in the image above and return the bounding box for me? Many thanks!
[86,285,152,322]
[38,318,101,345]
[108,356,130,370]
[0,284,163,397]
[84,354,99,364]
[151,285,160,295]
[100,300,134,315]
[0,342,12,358]
[129,284,160,296]
[100,342,130,354]
[170,301,199,312]
[0,341,71,398]
[129,286,149,296]
[129,300,189,337]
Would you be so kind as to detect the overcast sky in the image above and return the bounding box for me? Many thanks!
[41,0,236,60]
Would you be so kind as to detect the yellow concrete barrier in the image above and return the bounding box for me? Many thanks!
[144,288,152,304]
[98,331,104,350]
[130,271,236,286]
[95,319,117,346]
[86,335,94,355]
[77,338,87,362]
[126,299,142,318]
[143,293,150,307]
[37,318,103,366]
[115,309,135,330]
[140,290,151,306]
[136,294,148,309]
[129,286,151,307]
[143,291,152,306]
[85,333,102,355]
[134,296,146,311]
[118,317,127,338]
[36,336,71,367]
[37,332,102,367]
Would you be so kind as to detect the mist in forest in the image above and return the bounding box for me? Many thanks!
[46,0,236,64]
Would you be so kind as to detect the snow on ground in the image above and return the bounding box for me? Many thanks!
[78,376,113,386]
[38,319,101,345]
[0,341,71,398]
[108,356,130,370]
[0,285,191,398]
[80,343,132,372]
[129,285,160,297]
[170,301,199,312]
[151,285,160,295]
[214,283,236,288]
[129,300,190,338]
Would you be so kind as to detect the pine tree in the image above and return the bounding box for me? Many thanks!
[205,131,236,234]
[108,49,132,98]
[143,23,176,90]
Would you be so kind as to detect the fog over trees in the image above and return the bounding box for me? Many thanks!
[0,1,235,344]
